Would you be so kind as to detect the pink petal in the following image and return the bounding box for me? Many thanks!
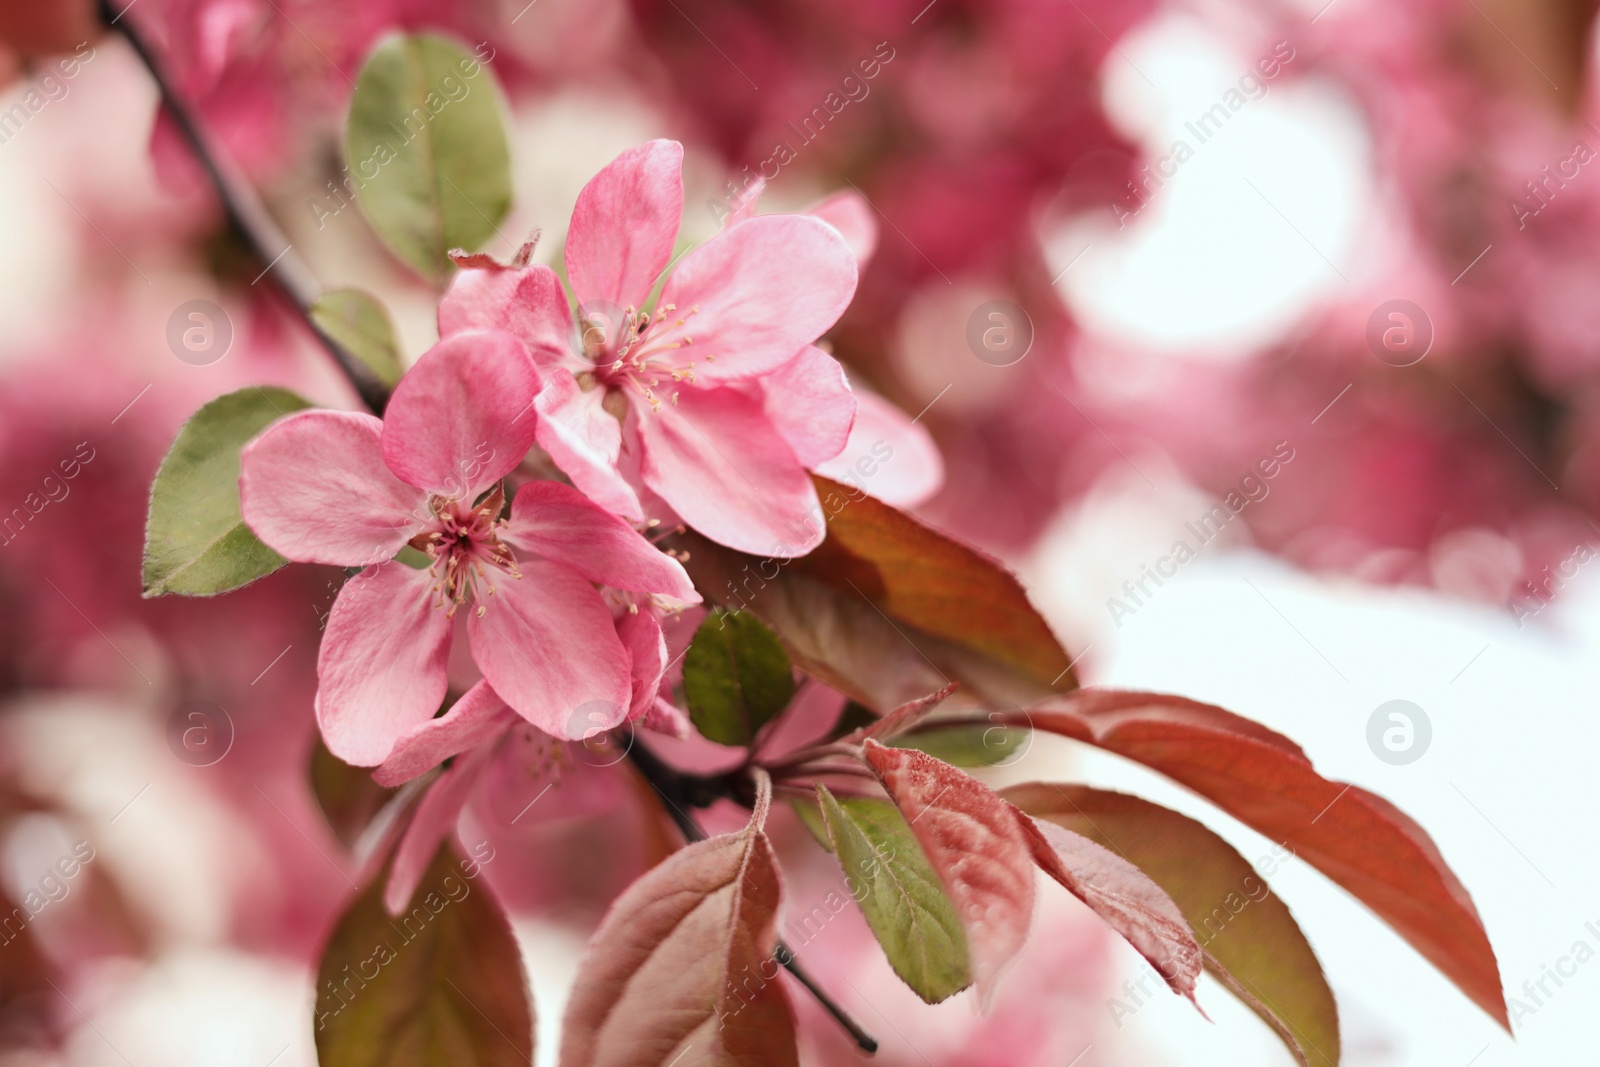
[566,139,684,312]
[383,740,498,915]
[531,369,643,520]
[467,558,633,740]
[617,609,668,721]
[653,214,857,383]
[317,562,453,766]
[374,680,518,787]
[635,386,824,556]
[807,190,879,266]
[815,388,945,507]
[239,410,428,567]
[504,480,697,601]
[437,262,574,360]
[381,330,541,499]
[756,345,857,468]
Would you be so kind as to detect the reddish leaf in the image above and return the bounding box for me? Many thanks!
[672,476,1076,710]
[795,476,1073,688]
[854,683,960,743]
[860,739,1034,1004]
[1013,689,1508,1029]
[560,781,796,1067]
[310,735,398,850]
[313,844,534,1067]
[1006,784,1340,1067]
[1012,811,1204,1008]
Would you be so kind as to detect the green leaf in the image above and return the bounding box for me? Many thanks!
[346,34,512,281]
[895,723,1029,767]
[314,845,535,1067]
[142,386,312,597]
[683,609,795,746]
[310,288,404,387]
[789,797,832,851]
[310,736,398,851]
[815,786,970,1003]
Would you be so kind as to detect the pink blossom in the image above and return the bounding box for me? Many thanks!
[238,328,698,766]
[439,139,860,556]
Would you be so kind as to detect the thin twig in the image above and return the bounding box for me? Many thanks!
[628,745,879,1054]
[99,0,390,414]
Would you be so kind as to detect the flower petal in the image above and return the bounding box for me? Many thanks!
[383,739,498,915]
[807,190,879,266]
[375,680,518,787]
[654,214,857,383]
[505,480,697,601]
[437,262,575,365]
[617,609,668,721]
[240,410,428,566]
[381,329,542,499]
[317,562,453,766]
[566,139,684,312]
[532,370,643,520]
[635,385,824,556]
[468,558,633,740]
[815,388,945,507]
[756,345,857,468]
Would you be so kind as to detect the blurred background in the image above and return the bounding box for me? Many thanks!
[0,0,1597,1063]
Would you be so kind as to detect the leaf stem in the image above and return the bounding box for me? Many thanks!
[626,745,880,1055]
[98,0,391,414]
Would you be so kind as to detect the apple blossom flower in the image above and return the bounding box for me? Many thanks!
[238,328,698,766]
[439,138,860,556]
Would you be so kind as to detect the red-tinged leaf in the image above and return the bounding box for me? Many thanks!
[1012,811,1204,1007]
[313,844,534,1067]
[854,683,959,743]
[860,739,1034,1005]
[560,782,796,1067]
[1013,688,1508,1029]
[310,734,399,850]
[1004,784,1340,1067]
[670,476,1077,710]
[796,476,1073,688]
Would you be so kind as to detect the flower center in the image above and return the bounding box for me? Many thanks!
[408,483,520,617]
[578,302,705,412]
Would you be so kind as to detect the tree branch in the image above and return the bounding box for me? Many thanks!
[100,0,391,414]
[108,2,881,1054]
[627,745,880,1055]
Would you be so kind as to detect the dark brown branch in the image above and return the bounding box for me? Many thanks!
[628,745,879,1055]
[99,0,391,414]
